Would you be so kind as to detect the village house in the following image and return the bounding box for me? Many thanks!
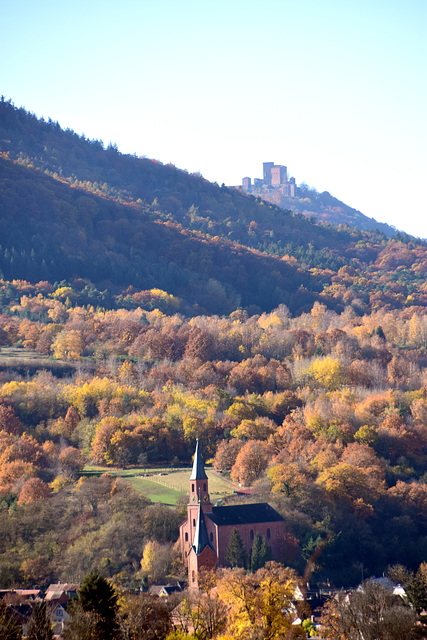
[44,583,79,635]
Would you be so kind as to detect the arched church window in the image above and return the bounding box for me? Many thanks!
[204,483,206,491]
[192,483,195,493]
[250,530,254,540]
[185,532,188,542]
[192,571,196,583]
[193,519,196,527]
[267,528,271,539]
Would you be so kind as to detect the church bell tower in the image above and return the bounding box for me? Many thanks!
[186,439,212,551]
[188,438,211,510]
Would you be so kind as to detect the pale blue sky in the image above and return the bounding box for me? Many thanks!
[2,0,426,237]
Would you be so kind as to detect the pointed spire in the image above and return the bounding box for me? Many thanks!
[192,501,214,556]
[190,438,208,480]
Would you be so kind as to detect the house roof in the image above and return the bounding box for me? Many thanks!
[370,577,395,591]
[149,582,184,597]
[159,585,183,596]
[45,583,79,594]
[45,584,79,602]
[189,439,208,480]
[148,585,167,596]
[0,589,40,599]
[207,502,284,526]
[45,591,64,601]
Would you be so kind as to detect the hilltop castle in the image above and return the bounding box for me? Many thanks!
[179,440,287,587]
[242,161,297,197]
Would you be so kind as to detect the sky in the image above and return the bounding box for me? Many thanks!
[2,0,426,237]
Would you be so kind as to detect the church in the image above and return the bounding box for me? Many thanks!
[179,440,287,586]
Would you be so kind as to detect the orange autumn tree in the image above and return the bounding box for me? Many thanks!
[213,439,243,472]
[231,440,272,486]
[0,400,22,435]
[18,477,51,505]
[0,460,36,496]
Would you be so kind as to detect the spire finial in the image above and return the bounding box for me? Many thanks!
[190,439,208,480]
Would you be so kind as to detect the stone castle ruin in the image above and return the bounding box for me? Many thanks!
[242,161,297,197]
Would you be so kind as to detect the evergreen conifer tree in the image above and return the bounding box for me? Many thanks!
[250,533,271,572]
[76,571,118,640]
[260,535,272,566]
[225,528,246,568]
[406,572,427,614]
[250,532,264,573]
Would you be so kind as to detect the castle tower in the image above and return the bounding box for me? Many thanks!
[270,165,287,186]
[263,162,274,185]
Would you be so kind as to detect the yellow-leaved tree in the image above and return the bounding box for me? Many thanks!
[139,540,172,584]
[307,356,344,391]
[52,329,84,360]
[216,562,298,640]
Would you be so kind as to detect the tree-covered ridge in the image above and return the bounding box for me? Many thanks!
[1,96,352,258]
[249,181,400,237]
[0,100,420,253]
[2,154,427,316]
[0,156,325,315]
[1,99,427,318]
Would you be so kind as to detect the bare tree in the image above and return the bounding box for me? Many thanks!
[320,579,417,640]
[117,594,171,640]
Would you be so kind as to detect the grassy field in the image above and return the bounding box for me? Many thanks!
[0,346,77,375]
[121,475,184,505]
[82,466,237,506]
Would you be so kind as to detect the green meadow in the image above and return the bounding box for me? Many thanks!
[82,466,236,506]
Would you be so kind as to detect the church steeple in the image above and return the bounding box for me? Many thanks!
[189,439,211,510]
[190,438,208,480]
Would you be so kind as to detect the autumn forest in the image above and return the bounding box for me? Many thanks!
[0,98,427,625]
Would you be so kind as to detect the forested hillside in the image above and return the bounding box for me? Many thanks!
[248,181,399,237]
[1,99,427,317]
[0,99,427,594]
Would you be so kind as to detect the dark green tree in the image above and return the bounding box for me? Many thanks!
[0,600,22,640]
[75,571,118,640]
[250,533,263,573]
[406,572,427,614]
[260,536,271,565]
[27,601,53,640]
[250,533,271,572]
[225,528,246,568]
